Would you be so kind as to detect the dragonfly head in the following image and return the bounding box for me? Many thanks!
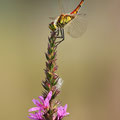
[49,22,57,31]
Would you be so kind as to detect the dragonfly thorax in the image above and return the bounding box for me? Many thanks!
[49,14,75,32]
[56,14,75,28]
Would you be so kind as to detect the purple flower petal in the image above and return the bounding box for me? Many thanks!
[29,113,37,118]
[46,91,52,101]
[27,116,34,119]
[64,104,67,111]
[57,104,69,119]
[28,91,53,120]
[64,112,69,116]
[28,107,40,112]
[44,98,49,108]
[28,111,44,120]
[32,99,40,106]
[38,96,44,103]
[35,112,43,120]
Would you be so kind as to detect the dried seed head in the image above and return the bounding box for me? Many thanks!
[56,78,63,89]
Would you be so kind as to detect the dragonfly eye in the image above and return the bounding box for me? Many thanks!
[49,22,57,31]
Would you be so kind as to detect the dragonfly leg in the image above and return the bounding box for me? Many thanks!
[55,28,64,46]
[56,28,59,36]
[56,27,64,39]
[60,27,65,40]
[56,28,61,38]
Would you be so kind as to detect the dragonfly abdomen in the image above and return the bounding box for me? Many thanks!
[70,0,84,14]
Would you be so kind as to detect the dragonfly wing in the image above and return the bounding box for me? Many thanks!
[75,13,87,17]
[49,17,56,20]
[65,16,87,38]
[58,0,65,14]
[58,0,82,14]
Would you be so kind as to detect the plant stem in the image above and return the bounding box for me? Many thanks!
[42,31,60,99]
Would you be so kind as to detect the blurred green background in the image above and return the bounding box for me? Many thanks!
[0,0,120,120]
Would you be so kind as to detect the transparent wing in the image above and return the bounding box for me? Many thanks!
[65,15,87,38]
[49,17,57,20]
[58,0,87,38]
[49,0,65,21]
[58,0,81,14]
[58,0,65,14]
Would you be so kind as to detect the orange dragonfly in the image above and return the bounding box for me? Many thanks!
[49,0,87,45]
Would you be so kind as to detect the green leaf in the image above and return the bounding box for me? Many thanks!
[50,62,54,71]
[51,54,56,60]
[53,79,58,86]
[45,53,49,61]
[46,71,52,80]
[48,48,53,54]
[50,42,55,48]
[42,83,49,91]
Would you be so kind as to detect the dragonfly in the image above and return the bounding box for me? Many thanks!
[49,0,87,46]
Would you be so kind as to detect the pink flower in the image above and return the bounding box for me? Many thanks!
[28,111,44,120]
[57,104,69,120]
[28,91,52,112]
